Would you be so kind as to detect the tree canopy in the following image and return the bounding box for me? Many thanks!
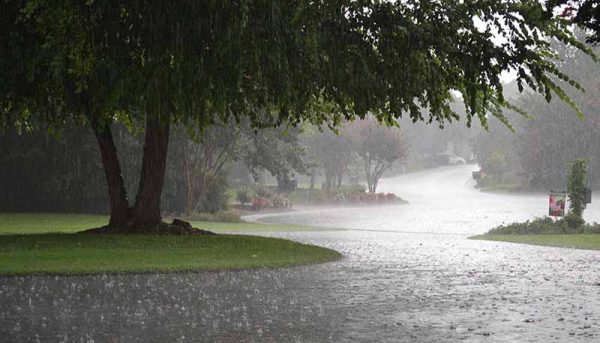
[2,0,595,129]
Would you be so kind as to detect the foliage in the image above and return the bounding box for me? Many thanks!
[345,118,407,193]
[168,123,242,215]
[565,212,586,229]
[287,185,405,205]
[473,36,600,191]
[251,197,271,210]
[486,216,600,235]
[0,125,108,213]
[288,188,330,204]
[484,149,509,179]
[304,126,354,193]
[1,1,593,131]
[234,185,292,209]
[548,0,600,44]
[236,189,253,205]
[400,109,476,171]
[0,120,311,215]
[271,194,292,208]
[338,184,367,196]
[1,1,596,230]
[567,159,588,218]
[475,179,523,193]
[255,187,274,199]
[341,192,405,205]
[243,125,307,186]
[196,174,229,213]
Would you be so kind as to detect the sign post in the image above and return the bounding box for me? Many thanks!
[584,187,592,209]
[549,191,566,217]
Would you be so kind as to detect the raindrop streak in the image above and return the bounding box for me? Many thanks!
[3,165,600,342]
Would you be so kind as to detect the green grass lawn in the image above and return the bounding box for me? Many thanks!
[0,213,343,234]
[0,213,342,276]
[470,234,600,251]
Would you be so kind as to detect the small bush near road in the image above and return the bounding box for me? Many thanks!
[252,197,271,210]
[236,189,253,205]
[486,216,600,235]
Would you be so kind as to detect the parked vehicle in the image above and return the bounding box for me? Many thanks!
[432,153,466,166]
[448,155,466,165]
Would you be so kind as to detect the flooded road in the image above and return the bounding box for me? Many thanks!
[3,164,600,342]
[255,164,600,234]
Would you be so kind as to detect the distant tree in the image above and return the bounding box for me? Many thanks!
[346,119,407,193]
[568,159,588,218]
[243,125,307,192]
[473,31,600,191]
[305,127,354,193]
[169,124,242,215]
[0,126,107,213]
[1,1,593,233]
[400,103,479,171]
[485,149,511,180]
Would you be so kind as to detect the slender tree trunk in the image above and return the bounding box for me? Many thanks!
[324,171,332,193]
[364,156,374,193]
[185,182,195,216]
[181,140,196,216]
[310,168,315,190]
[131,115,171,231]
[90,120,131,226]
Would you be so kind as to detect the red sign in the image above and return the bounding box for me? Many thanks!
[549,193,566,217]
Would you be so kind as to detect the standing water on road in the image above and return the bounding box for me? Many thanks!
[3,164,600,342]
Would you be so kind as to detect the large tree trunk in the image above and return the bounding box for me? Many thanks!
[130,116,171,231]
[90,120,131,226]
[84,114,214,235]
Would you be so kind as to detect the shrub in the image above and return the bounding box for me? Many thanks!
[346,194,361,203]
[564,213,585,230]
[289,189,329,204]
[256,187,274,199]
[487,217,566,235]
[252,197,270,210]
[271,194,292,208]
[237,189,252,205]
[485,216,599,235]
[196,175,229,213]
[584,224,600,234]
[339,184,367,196]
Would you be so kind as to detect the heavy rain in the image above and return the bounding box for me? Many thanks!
[2,1,600,342]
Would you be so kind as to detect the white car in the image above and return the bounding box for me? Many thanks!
[448,155,466,165]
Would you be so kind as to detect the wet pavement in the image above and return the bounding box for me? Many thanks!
[2,165,600,342]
